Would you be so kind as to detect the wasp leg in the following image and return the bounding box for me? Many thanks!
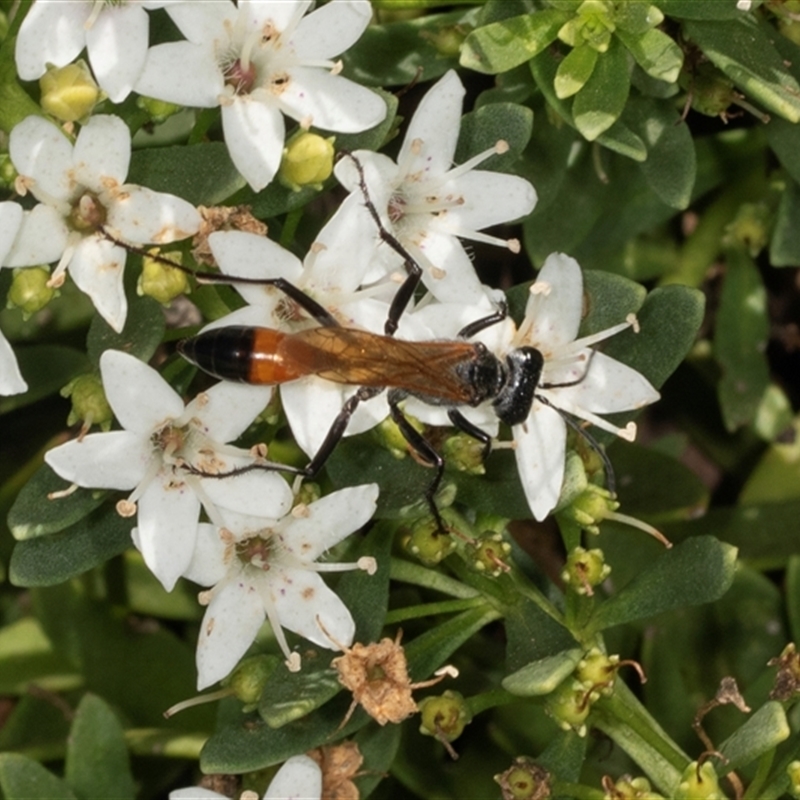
[303,385,385,477]
[447,409,493,461]
[456,300,509,340]
[387,390,448,534]
[341,153,423,337]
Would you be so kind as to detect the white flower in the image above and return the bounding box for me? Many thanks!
[0,202,27,396]
[510,253,660,521]
[15,1,170,103]
[45,349,293,591]
[333,70,537,307]
[170,754,321,800]
[183,484,378,688]
[136,0,386,191]
[7,115,201,333]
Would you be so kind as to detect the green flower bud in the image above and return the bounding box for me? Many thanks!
[605,775,664,799]
[293,481,322,508]
[494,757,551,800]
[675,762,724,800]
[544,681,591,736]
[724,202,771,257]
[787,760,800,799]
[7,267,56,318]
[575,647,618,698]
[61,374,113,431]
[136,95,183,124]
[39,60,100,122]
[680,63,737,118]
[279,131,335,192]
[137,250,190,305]
[443,430,486,475]
[225,654,279,709]
[402,517,456,565]
[561,546,610,596]
[374,413,424,459]
[558,1,615,53]
[0,154,18,190]
[464,530,511,576]
[418,690,472,742]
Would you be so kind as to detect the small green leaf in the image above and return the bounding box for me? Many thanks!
[657,0,761,19]
[573,38,631,141]
[8,464,105,541]
[258,665,342,729]
[714,246,770,431]
[588,536,737,632]
[683,17,800,123]
[87,293,165,367]
[771,178,800,266]
[65,694,136,800]
[505,595,576,672]
[0,753,77,800]
[554,45,599,99]
[455,102,534,167]
[502,648,583,696]
[616,27,683,83]
[460,9,569,74]
[766,117,800,184]
[718,702,790,772]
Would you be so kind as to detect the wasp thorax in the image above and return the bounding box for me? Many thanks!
[69,192,107,232]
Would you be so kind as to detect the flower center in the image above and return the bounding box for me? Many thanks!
[224,57,258,94]
[68,192,107,232]
[236,534,274,570]
[151,423,186,463]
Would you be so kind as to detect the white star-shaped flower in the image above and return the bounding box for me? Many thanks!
[170,754,321,800]
[0,201,27,396]
[333,69,537,307]
[45,349,293,591]
[7,115,201,333]
[15,1,170,103]
[183,484,378,688]
[510,253,660,521]
[136,0,386,191]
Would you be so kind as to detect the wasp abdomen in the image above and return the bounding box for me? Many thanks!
[178,326,258,383]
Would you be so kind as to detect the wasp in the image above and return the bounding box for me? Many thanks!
[175,157,602,531]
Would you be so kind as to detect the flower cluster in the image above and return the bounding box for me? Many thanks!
[4,0,659,730]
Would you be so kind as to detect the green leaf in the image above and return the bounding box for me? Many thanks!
[0,694,73,761]
[713,246,770,431]
[588,536,737,633]
[554,45,598,99]
[718,702,790,772]
[771,178,800,266]
[616,27,683,83]
[455,102,534,168]
[683,17,800,123]
[127,142,245,206]
[573,38,631,141]
[343,8,477,86]
[87,293,165,366]
[657,0,762,18]
[505,595,576,672]
[8,464,105,540]
[258,664,342,729]
[767,117,800,185]
[10,505,131,587]
[0,346,90,415]
[460,9,569,74]
[65,694,136,800]
[352,724,401,799]
[0,753,77,800]
[502,648,583,696]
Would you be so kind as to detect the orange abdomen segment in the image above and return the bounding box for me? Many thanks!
[249,328,308,383]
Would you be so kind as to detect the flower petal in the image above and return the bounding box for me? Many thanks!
[0,328,27,396]
[186,380,272,442]
[136,41,224,107]
[237,0,312,34]
[85,4,149,102]
[68,236,128,333]
[413,229,487,306]
[137,474,201,590]
[292,0,371,59]
[3,205,70,267]
[282,483,378,560]
[271,566,355,650]
[0,202,22,264]
[170,788,227,800]
[165,0,237,44]
[105,185,201,245]
[265,755,322,800]
[44,430,150,490]
[399,69,463,176]
[196,577,265,689]
[513,402,567,521]
[15,1,89,80]
[182,523,228,587]
[278,67,386,133]
[201,471,294,519]
[73,115,131,190]
[519,252,584,351]
[221,96,285,191]
[100,350,185,434]
[10,116,75,203]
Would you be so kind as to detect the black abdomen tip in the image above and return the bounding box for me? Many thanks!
[177,326,256,382]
